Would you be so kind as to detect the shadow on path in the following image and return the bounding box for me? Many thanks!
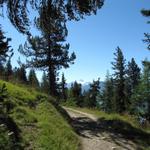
[70,114,150,150]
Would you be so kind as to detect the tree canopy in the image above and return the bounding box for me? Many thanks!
[0,0,104,34]
[112,47,126,113]
[0,27,12,64]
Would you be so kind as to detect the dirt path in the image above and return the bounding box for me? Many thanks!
[63,107,137,150]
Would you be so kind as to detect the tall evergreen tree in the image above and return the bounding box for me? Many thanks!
[0,27,11,62]
[102,72,114,113]
[0,63,5,79]
[112,47,126,113]
[141,8,150,69]
[60,73,67,101]
[28,69,39,88]
[0,0,104,34]
[127,58,141,89]
[142,61,150,120]
[125,58,141,107]
[87,78,100,108]
[19,1,76,96]
[12,67,20,82]
[18,65,27,84]
[41,71,49,94]
[131,61,150,121]
[0,27,12,71]
[5,58,13,81]
[70,81,82,106]
[141,9,150,51]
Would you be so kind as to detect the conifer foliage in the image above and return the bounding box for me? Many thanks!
[19,1,76,96]
[112,47,126,113]
[125,58,141,107]
[60,73,67,101]
[102,72,114,112]
[0,27,12,66]
[70,81,82,106]
[17,65,27,84]
[41,71,49,94]
[5,58,13,81]
[131,62,150,121]
[28,69,39,88]
[0,27,12,74]
[141,9,150,51]
[0,27,13,79]
[0,0,104,34]
[87,78,100,108]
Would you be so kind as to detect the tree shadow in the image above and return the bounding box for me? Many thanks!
[70,116,150,150]
[71,116,102,138]
[97,117,150,150]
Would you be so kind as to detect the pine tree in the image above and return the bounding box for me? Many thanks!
[0,0,104,34]
[102,72,114,113]
[5,58,13,81]
[41,71,49,94]
[87,78,100,108]
[12,67,19,82]
[127,58,141,89]
[141,9,150,50]
[131,61,150,121]
[72,81,82,98]
[125,58,141,108]
[18,65,27,84]
[60,73,67,101]
[70,81,82,106]
[0,63,5,79]
[19,1,76,96]
[0,27,11,62]
[142,61,150,120]
[112,47,126,113]
[0,27,13,80]
[28,69,39,88]
[0,27,12,68]
[140,8,150,70]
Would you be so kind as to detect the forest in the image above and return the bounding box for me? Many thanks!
[0,0,150,150]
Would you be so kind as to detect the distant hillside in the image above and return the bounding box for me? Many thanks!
[0,80,79,150]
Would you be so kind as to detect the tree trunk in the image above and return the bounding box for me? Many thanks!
[48,65,57,96]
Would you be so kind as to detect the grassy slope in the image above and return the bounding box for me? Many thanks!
[0,80,79,150]
[63,106,150,150]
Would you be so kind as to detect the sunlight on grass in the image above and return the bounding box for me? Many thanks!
[0,80,80,149]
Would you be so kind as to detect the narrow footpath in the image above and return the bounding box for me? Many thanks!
[63,107,137,150]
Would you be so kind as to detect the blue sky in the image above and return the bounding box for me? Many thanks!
[1,0,150,82]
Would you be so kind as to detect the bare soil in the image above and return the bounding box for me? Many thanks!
[63,107,143,150]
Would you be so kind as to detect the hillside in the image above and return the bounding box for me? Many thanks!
[0,80,80,150]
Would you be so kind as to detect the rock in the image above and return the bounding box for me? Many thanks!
[8,131,14,136]
[101,136,106,140]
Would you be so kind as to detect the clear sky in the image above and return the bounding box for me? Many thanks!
[1,0,150,83]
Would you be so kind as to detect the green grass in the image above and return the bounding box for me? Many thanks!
[0,80,80,150]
